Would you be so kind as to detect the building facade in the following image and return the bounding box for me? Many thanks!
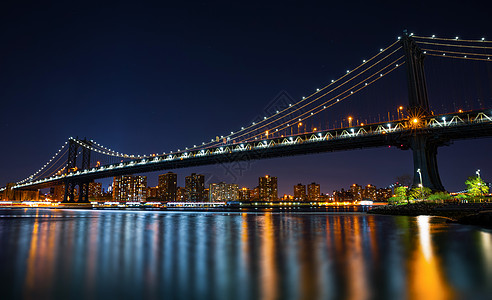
[88,182,103,200]
[294,183,306,201]
[209,182,239,202]
[307,182,320,201]
[238,187,251,201]
[185,173,205,201]
[350,184,363,201]
[259,175,277,201]
[176,187,188,201]
[113,175,147,202]
[158,172,177,201]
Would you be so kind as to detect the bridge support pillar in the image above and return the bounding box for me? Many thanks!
[410,135,445,191]
[78,182,90,203]
[63,181,76,203]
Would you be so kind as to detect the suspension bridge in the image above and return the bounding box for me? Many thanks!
[2,32,492,203]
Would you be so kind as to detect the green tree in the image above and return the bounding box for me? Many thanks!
[465,176,489,197]
[394,186,409,203]
[456,193,469,202]
[427,192,451,203]
[409,186,432,201]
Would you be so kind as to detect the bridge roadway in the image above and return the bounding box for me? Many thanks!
[12,109,492,190]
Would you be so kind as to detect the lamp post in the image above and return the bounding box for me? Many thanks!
[417,168,423,201]
[397,106,403,119]
[476,169,482,201]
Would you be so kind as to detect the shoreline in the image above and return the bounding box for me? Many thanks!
[368,202,492,229]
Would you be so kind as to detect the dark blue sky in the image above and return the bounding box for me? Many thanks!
[1,0,491,194]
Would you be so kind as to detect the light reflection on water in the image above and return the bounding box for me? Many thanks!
[0,209,491,300]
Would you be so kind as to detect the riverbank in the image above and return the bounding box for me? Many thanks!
[368,202,492,228]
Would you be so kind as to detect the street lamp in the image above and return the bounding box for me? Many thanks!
[397,106,404,119]
[476,169,481,178]
[417,168,423,201]
[348,116,353,127]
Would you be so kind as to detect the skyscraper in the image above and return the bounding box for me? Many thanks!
[159,172,177,201]
[113,175,147,202]
[259,175,277,201]
[294,183,306,201]
[185,173,205,201]
[307,182,320,201]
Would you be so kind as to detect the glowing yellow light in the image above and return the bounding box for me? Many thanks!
[313,127,317,131]
[413,118,419,124]
[399,106,403,110]
[298,122,302,126]
[458,109,463,113]
[348,116,353,120]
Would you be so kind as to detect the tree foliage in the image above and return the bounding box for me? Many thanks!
[465,176,489,197]
[427,192,452,202]
[409,186,432,201]
[394,186,409,200]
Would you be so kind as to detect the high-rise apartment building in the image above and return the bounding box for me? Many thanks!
[238,187,251,201]
[185,173,205,201]
[159,172,177,201]
[350,184,363,201]
[113,175,147,202]
[259,175,277,201]
[294,183,306,201]
[362,184,377,200]
[307,182,320,201]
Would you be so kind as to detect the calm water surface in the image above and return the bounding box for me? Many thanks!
[0,208,491,300]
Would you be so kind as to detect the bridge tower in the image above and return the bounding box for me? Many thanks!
[401,32,445,191]
[62,137,93,203]
[77,139,92,203]
[63,138,78,203]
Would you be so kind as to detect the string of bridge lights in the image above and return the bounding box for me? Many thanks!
[194,39,402,151]
[73,139,153,159]
[65,37,406,160]
[34,147,72,179]
[222,46,403,144]
[412,34,491,62]
[16,141,69,184]
[421,48,491,57]
[422,50,491,62]
[234,57,406,144]
[414,35,489,43]
[68,57,403,168]
[414,40,492,50]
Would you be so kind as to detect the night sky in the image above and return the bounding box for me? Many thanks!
[1,0,491,195]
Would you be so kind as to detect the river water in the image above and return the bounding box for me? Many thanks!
[0,208,491,300]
